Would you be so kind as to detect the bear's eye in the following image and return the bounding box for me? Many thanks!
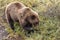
[31,15,36,20]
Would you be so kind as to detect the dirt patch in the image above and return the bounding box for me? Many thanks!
[0,16,25,40]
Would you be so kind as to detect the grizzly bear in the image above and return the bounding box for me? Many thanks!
[5,2,39,31]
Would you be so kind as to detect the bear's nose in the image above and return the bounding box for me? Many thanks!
[36,21,39,25]
[36,21,39,24]
[34,21,39,26]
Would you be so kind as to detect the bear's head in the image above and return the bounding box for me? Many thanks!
[18,7,39,31]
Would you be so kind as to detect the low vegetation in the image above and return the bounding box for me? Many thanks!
[0,0,60,40]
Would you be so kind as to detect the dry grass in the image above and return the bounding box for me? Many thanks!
[0,0,60,40]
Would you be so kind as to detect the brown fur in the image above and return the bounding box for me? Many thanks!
[5,2,39,31]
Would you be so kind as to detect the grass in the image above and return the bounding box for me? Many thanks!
[0,0,60,40]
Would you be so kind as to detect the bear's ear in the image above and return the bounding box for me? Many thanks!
[14,3,22,9]
[26,7,30,11]
[23,7,31,14]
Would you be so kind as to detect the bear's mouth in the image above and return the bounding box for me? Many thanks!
[23,21,33,31]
